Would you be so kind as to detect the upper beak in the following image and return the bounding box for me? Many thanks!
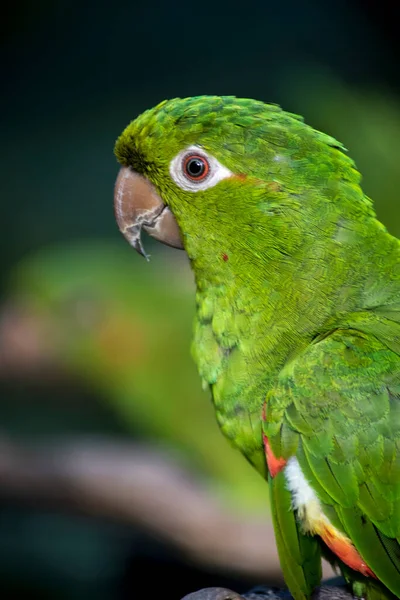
[114,167,184,259]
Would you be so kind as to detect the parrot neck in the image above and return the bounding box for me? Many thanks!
[190,243,337,377]
[188,237,339,468]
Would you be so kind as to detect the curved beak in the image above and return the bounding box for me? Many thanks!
[114,167,184,260]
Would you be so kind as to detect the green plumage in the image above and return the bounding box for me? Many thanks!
[115,96,400,599]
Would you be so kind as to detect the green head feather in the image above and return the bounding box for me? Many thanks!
[115,96,377,273]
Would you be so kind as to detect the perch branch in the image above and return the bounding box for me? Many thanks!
[181,582,355,600]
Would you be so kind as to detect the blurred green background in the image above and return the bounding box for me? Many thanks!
[1,0,400,597]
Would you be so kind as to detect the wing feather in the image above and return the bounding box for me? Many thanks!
[264,329,400,598]
[269,471,322,600]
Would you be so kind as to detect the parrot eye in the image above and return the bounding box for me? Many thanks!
[183,155,209,180]
[169,145,233,192]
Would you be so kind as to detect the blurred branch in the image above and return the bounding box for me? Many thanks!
[0,435,279,578]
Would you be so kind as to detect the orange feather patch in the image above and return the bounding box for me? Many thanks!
[263,433,287,477]
[319,522,376,578]
[262,403,287,477]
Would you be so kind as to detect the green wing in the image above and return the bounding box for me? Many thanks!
[269,470,322,600]
[264,328,400,599]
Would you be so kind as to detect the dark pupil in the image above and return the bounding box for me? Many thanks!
[186,158,205,178]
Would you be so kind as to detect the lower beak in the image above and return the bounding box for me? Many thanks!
[114,167,184,259]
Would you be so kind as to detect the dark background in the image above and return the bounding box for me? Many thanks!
[1,1,399,598]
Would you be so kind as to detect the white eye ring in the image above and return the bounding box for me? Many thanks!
[169,145,233,192]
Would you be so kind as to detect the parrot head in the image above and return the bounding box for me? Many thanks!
[114,95,371,272]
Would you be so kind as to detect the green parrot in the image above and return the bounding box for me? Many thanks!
[113,96,400,600]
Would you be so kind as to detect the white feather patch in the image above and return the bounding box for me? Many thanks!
[284,456,326,533]
[284,458,369,576]
[285,456,317,508]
